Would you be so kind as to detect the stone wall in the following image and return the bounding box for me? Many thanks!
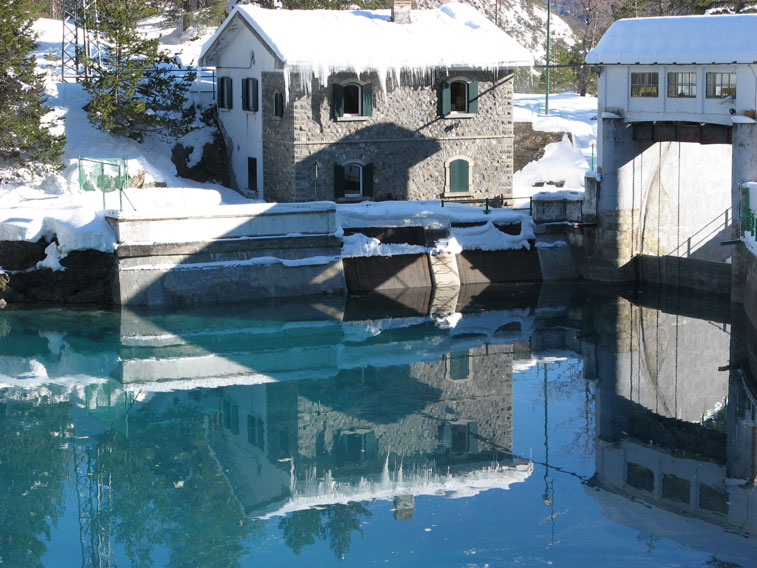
[293,345,516,468]
[262,71,297,203]
[263,69,516,202]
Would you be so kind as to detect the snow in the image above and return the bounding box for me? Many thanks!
[586,14,757,65]
[201,3,533,95]
[36,242,65,271]
[0,14,599,269]
[513,92,598,200]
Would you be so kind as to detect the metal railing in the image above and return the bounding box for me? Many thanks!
[440,195,533,216]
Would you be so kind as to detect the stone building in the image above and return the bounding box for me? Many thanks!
[199,2,532,203]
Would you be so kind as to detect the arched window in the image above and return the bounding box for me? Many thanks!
[273,91,284,117]
[446,157,472,193]
[334,162,374,199]
[344,163,362,195]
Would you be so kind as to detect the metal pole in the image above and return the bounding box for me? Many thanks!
[314,161,318,201]
[545,0,551,116]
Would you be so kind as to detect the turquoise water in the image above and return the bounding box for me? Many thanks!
[1,284,755,567]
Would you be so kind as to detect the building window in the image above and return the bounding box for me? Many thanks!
[222,400,239,435]
[631,72,658,97]
[247,157,257,191]
[439,421,479,455]
[247,414,264,449]
[441,79,479,116]
[699,484,729,514]
[241,77,259,111]
[273,90,284,117]
[446,157,471,193]
[218,76,233,109]
[706,72,736,98]
[667,72,696,98]
[333,81,373,118]
[344,163,362,194]
[661,474,690,504]
[626,462,654,492]
[445,351,471,380]
[334,162,374,199]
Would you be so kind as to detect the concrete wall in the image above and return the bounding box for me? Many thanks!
[263,69,516,203]
[583,116,734,284]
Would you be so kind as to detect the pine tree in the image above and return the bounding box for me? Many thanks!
[82,0,196,141]
[0,0,65,166]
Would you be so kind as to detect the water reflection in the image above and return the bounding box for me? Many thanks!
[0,284,755,566]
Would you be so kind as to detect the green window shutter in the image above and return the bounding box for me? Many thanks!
[362,82,373,116]
[247,157,257,190]
[251,78,259,112]
[363,163,374,197]
[227,78,233,109]
[333,83,344,118]
[241,79,249,110]
[334,164,345,198]
[218,78,224,108]
[468,80,479,113]
[441,81,451,116]
[450,159,469,192]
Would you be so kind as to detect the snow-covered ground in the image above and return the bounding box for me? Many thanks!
[0,15,598,263]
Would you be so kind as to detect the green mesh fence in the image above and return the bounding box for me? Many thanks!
[79,157,129,209]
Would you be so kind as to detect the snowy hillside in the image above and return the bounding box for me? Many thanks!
[417,0,576,59]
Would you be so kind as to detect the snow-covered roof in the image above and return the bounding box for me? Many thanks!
[586,14,757,65]
[200,3,533,85]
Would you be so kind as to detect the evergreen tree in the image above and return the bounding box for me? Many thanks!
[82,0,196,141]
[0,0,64,166]
[165,0,228,32]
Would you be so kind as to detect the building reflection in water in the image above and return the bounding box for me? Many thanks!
[588,289,757,555]
[0,284,756,564]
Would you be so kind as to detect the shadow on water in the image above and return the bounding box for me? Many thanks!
[0,282,755,566]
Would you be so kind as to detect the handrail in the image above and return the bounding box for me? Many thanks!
[440,195,533,216]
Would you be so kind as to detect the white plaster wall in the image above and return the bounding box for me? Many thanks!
[216,27,279,197]
[599,64,757,126]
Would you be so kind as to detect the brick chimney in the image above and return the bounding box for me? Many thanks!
[392,0,412,24]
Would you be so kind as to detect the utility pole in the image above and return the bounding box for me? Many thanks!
[544,0,552,116]
[61,0,103,82]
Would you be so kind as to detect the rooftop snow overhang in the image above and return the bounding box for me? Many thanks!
[200,11,284,68]
[200,3,534,73]
[586,14,757,66]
